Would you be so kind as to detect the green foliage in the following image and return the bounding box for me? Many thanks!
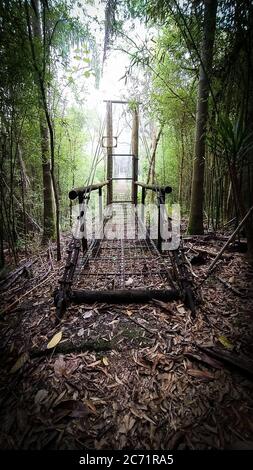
[0,0,105,261]
[211,114,253,166]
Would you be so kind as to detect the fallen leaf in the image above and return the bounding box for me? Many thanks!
[10,352,29,374]
[83,400,97,414]
[118,414,136,434]
[130,407,156,425]
[188,368,215,380]
[218,335,234,350]
[102,357,109,366]
[83,311,93,319]
[87,360,101,367]
[54,356,66,376]
[177,305,186,314]
[125,310,133,316]
[35,389,48,404]
[115,374,124,385]
[70,401,90,418]
[47,331,62,349]
[53,390,67,407]
[77,327,85,337]
[125,278,133,286]
[53,400,90,421]
[153,299,172,312]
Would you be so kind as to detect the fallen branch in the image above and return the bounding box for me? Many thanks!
[0,260,35,289]
[112,306,155,334]
[198,345,253,380]
[71,288,180,304]
[192,247,231,259]
[0,268,53,317]
[206,206,253,275]
[183,252,199,278]
[185,351,223,370]
[216,276,242,297]
[122,311,155,335]
[1,176,42,232]
[31,338,112,358]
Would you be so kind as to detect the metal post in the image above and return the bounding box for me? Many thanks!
[106,101,113,205]
[141,187,146,224]
[157,190,165,252]
[131,106,139,205]
[78,195,87,253]
[99,187,103,225]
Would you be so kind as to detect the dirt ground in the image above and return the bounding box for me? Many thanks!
[1,233,253,450]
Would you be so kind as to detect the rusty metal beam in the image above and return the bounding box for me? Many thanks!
[71,288,180,304]
[135,181,172,194]
[69,181,108,200]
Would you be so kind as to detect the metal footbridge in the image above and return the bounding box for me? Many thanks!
[54,101,196,321]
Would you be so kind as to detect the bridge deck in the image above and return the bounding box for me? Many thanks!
[73,203,175,292]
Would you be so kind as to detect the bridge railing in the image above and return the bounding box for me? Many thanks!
[69,180,109,252]
[135,181,172,251]
[69,180,109,201]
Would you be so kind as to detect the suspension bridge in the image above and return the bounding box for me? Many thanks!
[54,101,197,322]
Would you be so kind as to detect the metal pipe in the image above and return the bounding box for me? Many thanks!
[135,181,172,194]
[69,180,109,200]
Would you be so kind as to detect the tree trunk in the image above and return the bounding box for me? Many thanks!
[147,125,163,185]
[28,0,55,243]
[131,106,139,205]
[40,116,55,242]
[244,3,253,263]
[188,0,218,234]
[178,127,185,207]
[17,144,30,190]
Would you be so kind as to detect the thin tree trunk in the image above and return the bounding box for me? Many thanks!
[244,3,253,263]
[17,144,30,190]
[188,0,218,234]
[26,0,55,244]
[0,137,5,268]
[39,96,55,243]
[178,127,185,207]
[1,176,42,233]
[146,125,163,185]
[18,146,27,250]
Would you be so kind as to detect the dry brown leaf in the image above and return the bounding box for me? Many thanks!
[84,400,97,414]
[87,360,101,367]
[153,299,172,312]
[34,389,48,404]
[10,352,29,374]
[188,368,215,380]
[47,331,62,349]
[115,374,124,385]
[53,389,67,407]
[53,399,90,420]
[54,356,67,377]
[102,357,109,366]
[177,305,186,314]
[118,414,136,434]
[125,310,133,316]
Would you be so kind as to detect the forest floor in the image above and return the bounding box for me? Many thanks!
[1,231,253,450]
